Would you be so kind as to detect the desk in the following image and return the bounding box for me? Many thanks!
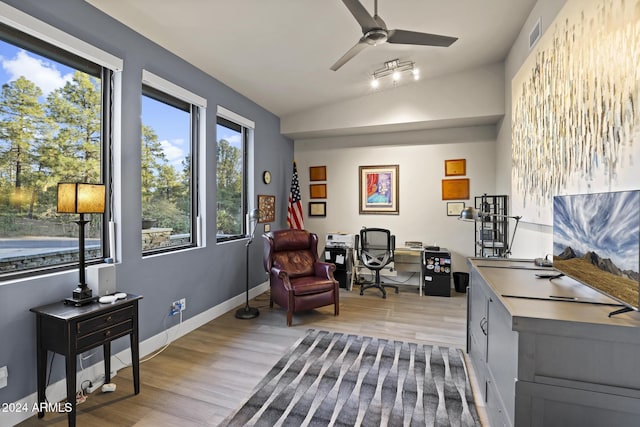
[30,294,142,427]
[351,247,424,294]
[393,247,424,295]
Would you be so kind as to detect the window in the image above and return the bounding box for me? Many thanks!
[141,71,205,254]
[0,15,119,279]
[216,107,254,243]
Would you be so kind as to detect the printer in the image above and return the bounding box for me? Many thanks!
[325,232,355,248]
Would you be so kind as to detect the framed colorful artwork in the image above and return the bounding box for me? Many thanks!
[359,164,399,214]
[257,194,275,223]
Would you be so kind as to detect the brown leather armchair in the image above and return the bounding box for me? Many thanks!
[263,229,339,326]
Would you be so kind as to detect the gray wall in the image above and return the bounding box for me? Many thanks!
[0,0,293,404]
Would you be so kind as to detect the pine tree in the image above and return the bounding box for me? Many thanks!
[46,71,101,183]
[216,138,242,234]
[0,76,52,217]
[141,124,167,220]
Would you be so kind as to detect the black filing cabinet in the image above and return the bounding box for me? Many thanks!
[423,248,452,296]
[324,246,351,288]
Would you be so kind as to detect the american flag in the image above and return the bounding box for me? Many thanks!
[287,161,304,229]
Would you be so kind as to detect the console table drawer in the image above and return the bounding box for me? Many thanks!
[77,320,133,350]
[76,305,134,336]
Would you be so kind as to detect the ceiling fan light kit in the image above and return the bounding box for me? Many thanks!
[371,58,419,88]
[331,0,458,71]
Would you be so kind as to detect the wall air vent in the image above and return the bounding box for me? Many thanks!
[529,18,541,50]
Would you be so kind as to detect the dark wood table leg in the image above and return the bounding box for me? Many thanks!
[131,328,140,394]
[65,353,77,427]
[35,318,45,418]
[103,341,111,384]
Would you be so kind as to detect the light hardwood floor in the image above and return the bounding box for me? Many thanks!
[18,284,485,426]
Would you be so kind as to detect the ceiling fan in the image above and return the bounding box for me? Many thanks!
[331,0,458,71]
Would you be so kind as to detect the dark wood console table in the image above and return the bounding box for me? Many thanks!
[30,294,142,426]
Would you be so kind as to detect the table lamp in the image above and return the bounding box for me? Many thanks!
[57,183,106,306]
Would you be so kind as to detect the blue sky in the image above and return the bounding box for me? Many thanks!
[141,95,190,169]
[0,40,240,170]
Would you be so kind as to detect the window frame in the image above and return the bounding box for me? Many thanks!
[0,4,121,281]
[215,106,254,244]
[140,70,206,256]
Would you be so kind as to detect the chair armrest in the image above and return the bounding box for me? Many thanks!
[390,235,395,261]
[270,266,293,291]
[314,261,336,279]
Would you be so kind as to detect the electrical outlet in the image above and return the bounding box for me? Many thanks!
[0,365,7,389]
[169,302,179,316]
[169,298,186,316]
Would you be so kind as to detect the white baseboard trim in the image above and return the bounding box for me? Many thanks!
[5,282,269,427]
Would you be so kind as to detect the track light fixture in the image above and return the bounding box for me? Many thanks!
[370,59,419,88]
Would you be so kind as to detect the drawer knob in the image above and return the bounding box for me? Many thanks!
[104,330,111,337]
[106,316,113,322]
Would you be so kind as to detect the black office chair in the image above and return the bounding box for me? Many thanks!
[355,228,399,298]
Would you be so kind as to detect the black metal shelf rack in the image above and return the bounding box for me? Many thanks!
[474,194,509,257]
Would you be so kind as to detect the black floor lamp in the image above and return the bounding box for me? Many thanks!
[236,208,260,319]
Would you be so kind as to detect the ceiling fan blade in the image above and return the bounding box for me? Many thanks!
[387,29,458,47]
[330,40,369,71]
[342,0,379,32]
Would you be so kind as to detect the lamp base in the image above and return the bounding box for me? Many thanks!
[235,306,259,319]
[64,295,97,306]
[64,285,95,306]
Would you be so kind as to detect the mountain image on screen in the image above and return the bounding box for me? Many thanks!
[553,190,640,309]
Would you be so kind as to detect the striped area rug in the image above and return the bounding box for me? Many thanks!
[225,329,480,426]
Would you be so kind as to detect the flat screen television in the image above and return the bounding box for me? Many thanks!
[553,190,640,316]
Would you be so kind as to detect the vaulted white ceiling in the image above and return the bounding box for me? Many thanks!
[86,0,537,137]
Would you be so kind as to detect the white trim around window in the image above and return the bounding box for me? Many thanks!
[217,105,255,129]
[0,2,123,71]
[142,70,207,108]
